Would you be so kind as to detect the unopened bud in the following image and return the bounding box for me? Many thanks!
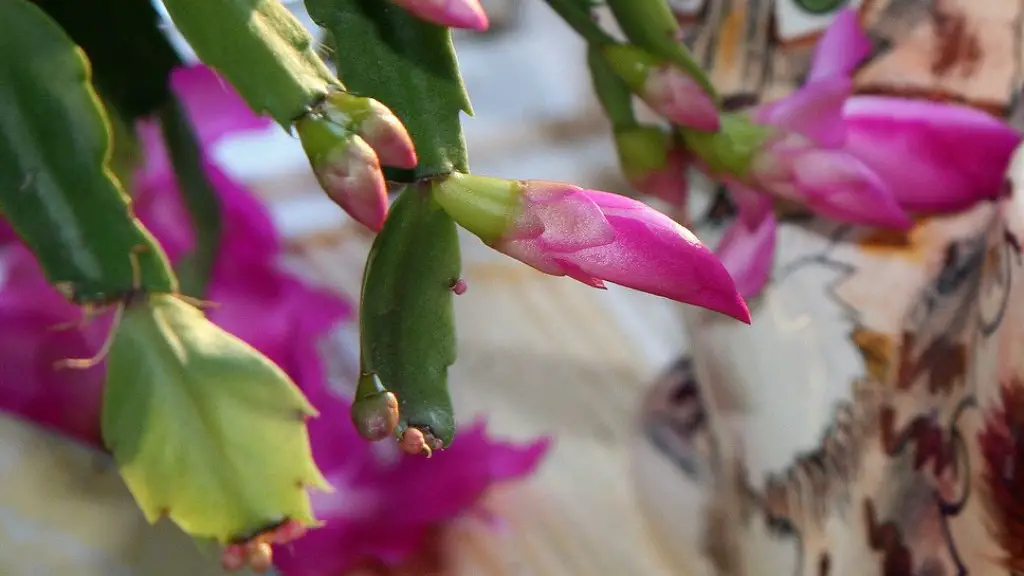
[602,44,719,132]
[451,278,468,294]
[247,542,274,573]
[324,92,417,169]
[399,426,443,457]
[296,114,389,232]
[220,544,247,572]
[351,373,400,441]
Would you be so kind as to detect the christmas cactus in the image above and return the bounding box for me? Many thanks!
[0,0,1018,573]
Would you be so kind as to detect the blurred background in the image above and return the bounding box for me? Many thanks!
[0,2,692,575]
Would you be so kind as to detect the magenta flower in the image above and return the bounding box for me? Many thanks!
[388,0,489,31]
[843,96,1020,213]
[744,9,909,230]
[273,380,550,576]
[713,8,1018,299]
[432,173,751,323]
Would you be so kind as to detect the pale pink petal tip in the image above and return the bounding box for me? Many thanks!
[807,8,872,84]
[362,101,418,169]
[792,150,912,230]
[393,0,490,31]
[716,212,776,300]
[573,191,750,323]
[843,96,1022,213]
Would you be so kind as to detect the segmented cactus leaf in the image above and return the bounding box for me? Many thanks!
[359,185,461,446]
[0,0,176,302]
[161,0,337,127]
[102,294,330,543]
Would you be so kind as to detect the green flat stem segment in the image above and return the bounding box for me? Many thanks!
[541,0,616,45]
[587,45,637,131]
[161,0,338,127]
[359,184,460,446]
[0,0,176,302]
[604,0,718,98]
[306,0,472,180]
[103,294,328,543]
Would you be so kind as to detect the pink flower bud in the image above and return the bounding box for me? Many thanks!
[602,44,720,132]
[389,0,489,31]
[323,92,417,170]
[296,115,389,232]
[432,173,750,323]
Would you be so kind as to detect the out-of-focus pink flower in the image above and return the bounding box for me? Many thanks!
[843,96,1021,213]
[602,44,720,132]
[0,245,110,445]
[744,11,909,229]
[717,7,1020,299]
[273,380,551,576]
[0,64,351,446]
[714,9,907,298]
[432,173,751,323]
[713,182,776,299]
[388,0,489,31]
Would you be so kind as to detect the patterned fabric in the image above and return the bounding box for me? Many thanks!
[640,143,1024,576]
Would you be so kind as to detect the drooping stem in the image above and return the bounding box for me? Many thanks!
[541,0,617,45]
[586,45,638,131]
[603,0,718,99]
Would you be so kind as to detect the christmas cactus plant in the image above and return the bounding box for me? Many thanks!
[0,0,1018,573]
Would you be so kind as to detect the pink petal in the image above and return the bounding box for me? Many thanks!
[134,159,280,265]
[723,179,773,227]
[558,191,751,323]
[843,96,1021,213]
[755,76,851,148]
[0,246,111,446]
[517,182,617,252]
[274,383,550,576]
[791,150,912,229]
[806,8,872,85]
[715,212,776,299]
[646,67,721,132]
[389,0,490,31]
[135,65,272,188]
[169,65,273,148]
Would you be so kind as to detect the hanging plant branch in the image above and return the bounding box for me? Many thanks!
[0,0,177,302]
[160,0,339,127]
